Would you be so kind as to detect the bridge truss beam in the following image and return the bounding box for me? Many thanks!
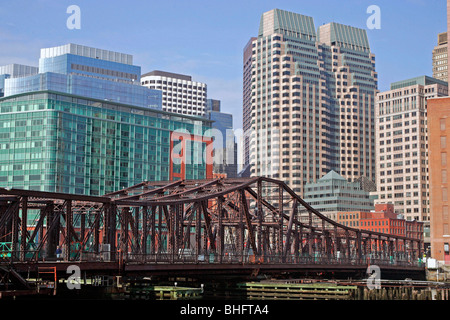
[0,178,423,268]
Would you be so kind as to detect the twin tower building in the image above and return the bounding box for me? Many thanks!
[243,9,378,196]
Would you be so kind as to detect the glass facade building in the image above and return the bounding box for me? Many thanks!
[0,74,9,97]
[0,91,212,195]
[0,64,39,97]
[302,170,374,222]
[39,53,140,83]
[4,72,162,110]
[4,44,162,110]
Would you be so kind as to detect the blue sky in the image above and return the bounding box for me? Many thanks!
[0,0,447,129]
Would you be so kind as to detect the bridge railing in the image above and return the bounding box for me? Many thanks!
[120,252,425,268]
[0,249,425,269]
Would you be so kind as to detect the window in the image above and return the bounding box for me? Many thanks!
[441,118,446,131]
[443,170,448,184]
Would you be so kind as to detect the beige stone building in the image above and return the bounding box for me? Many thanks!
[432,32,448,82]
[245,9,377,195]
[375,76,448,247]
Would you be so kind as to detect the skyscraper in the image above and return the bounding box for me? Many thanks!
[242,37,256,175]
[432,32,448,82]
[245,9,377,194]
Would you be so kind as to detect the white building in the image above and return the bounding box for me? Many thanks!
[141,70,207,116]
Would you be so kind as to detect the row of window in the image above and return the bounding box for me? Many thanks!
[146,86,207,97]
[141,80,206,90]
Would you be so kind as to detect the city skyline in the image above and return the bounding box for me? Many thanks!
[0,1,448,302]
[0,0,447,130]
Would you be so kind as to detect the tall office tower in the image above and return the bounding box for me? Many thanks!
[206,99,237,178]
[375,76,448,247]
[4,44,161,109]
[246,9,377,194]
[242,37,257,175]
[432,32,448,82]
[141,70,207,116]
[0,64,38,97]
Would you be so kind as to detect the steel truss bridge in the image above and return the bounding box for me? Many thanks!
[0,177,425,281]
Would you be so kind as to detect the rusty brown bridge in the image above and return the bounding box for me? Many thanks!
[0,177,425,295]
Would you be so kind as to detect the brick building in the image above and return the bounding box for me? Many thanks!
[337,204,423,241]
[427,96,450,263]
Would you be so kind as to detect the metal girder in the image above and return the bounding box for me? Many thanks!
[0,177,424,270]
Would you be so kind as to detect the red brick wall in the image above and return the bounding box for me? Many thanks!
[428,97,450,262]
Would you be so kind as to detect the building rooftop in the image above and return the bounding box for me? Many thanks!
[318,170,347,181]
[438,32,448,45]
[40,43,133,65]
[258,8,316,39]
[0,64,38,78]
[318,22,370,51]
[390,75,448,90]
[141,70,192,81]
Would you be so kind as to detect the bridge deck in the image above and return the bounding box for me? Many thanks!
[5,260,425,280]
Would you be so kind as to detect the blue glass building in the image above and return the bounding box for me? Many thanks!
[0,44,213,196]
[4,44,162,110]
[5,72,162,110]
[0,90,211,195]
[0,64,38,97]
